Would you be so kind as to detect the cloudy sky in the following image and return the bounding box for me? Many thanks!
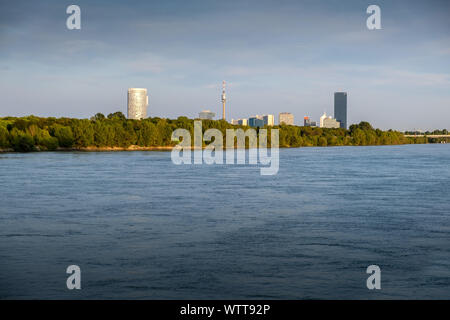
[0,0,449,130]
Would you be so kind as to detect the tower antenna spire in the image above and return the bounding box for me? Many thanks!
[221,80,226,121]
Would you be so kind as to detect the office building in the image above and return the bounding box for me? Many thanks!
[248,117,265,128]
[232,118,248,126]
[279,112,294,125]
[334,92,347,129]
[319,112,327,128]
[303,117,317,127]
[304,116,311,126]
[263,114,274,126]
[238,119,248,126]
[127,88,148,119]
[323,117,340,128]
[320,112,340,128]
[199,110,215,120]
[304,116,316,127]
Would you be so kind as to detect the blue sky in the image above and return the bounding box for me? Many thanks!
[0,0,449,130]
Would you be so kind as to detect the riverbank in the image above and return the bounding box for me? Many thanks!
[0,145,175,153]
[80,145,175,151]
[1,142,434,153]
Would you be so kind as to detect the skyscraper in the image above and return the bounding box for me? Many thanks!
[127,88,148,119]
[334,92,347,129]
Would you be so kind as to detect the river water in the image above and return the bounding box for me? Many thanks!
[0,144,449,299]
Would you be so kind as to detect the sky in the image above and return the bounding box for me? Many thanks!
[0,0,449,130]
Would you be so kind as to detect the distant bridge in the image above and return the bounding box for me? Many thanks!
[404,135,450,138]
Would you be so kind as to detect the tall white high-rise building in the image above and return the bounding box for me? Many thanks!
[319,112,328,128]
[127,88,148,119]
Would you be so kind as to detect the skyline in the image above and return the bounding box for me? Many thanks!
[0,0,450,131]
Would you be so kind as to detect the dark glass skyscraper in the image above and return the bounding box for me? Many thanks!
[334,92,347,129]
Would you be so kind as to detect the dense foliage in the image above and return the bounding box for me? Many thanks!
[0,113,415,152]
[405,129,449,135]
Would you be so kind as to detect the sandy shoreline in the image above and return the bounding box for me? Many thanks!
[1,142,430,153]
[0,145,206,153]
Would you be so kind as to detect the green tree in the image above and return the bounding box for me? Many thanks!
[51,125,74,148]
[137,121,157,146]
[10,129,35,152]
[0,126,10,148]
[318,137,327,146]
[358,121,373,131]
[72,120,94,147]
[92,113,106,121]
[107,111,126,120]
[352,128,366,145]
